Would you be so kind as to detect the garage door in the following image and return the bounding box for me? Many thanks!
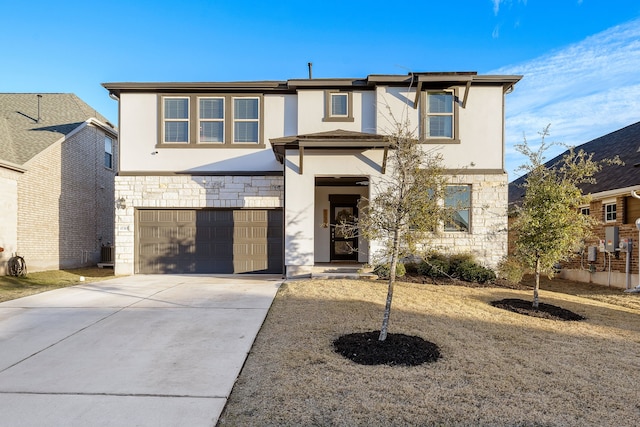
[136,209,283,274]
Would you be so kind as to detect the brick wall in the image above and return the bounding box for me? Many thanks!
[17,124,117,272]
[0,169,21,274]
[113,175,284,275]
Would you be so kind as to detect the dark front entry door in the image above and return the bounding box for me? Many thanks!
[330,195,359,261]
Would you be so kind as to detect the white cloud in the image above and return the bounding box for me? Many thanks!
[490,18,640,179]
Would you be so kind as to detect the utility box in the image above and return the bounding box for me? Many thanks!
[619,237,632,253]
[605,226,619,252]
[587,246,598,262]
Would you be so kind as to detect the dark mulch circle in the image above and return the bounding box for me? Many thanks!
[333,331,441,366]
[491,298,586,321]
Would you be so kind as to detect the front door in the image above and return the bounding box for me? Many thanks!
[330,196,359,261]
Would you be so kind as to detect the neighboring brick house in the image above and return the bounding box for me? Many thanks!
[509,121,640,288]
[0,93,118,274]
[103,71,521,277]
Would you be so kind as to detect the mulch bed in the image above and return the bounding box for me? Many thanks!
[333,331,441,366]
[490,298,586,321]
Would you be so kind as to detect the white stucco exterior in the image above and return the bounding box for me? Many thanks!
[105,72,520,277]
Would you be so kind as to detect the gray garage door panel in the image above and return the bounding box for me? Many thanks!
[137,209,282,274]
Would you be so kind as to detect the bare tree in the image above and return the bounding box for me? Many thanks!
[357,120,449,341]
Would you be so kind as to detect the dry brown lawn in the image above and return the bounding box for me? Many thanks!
[218,277,640,427]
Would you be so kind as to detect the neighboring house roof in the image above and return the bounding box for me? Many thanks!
[509,121,640,204]
[0,93,116,167]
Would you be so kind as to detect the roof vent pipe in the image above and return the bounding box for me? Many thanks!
[36,94,42,123]
[308,62,313,79]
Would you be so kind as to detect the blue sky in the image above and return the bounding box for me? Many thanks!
[2,0,639,179]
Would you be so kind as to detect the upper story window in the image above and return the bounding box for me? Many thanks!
[104,136,114,169]
[159,94,264,147]
[233,98,259,143]
[421,90,459,143]
[580,207,590,216]
[164,97,190,143]
[605,203,617,222]
[323,91,354,122]
[199,97,224,143]
[444,185,471,232]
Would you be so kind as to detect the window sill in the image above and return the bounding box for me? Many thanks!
[157,143,266,149]
[421,138,461,144]
[322,116,355,123]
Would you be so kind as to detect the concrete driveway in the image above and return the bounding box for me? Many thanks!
[0,274,283,427]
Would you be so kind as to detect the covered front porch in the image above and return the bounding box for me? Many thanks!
[270,130,390,278]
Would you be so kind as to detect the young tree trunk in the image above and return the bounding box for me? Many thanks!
[533,256,540,309]
[379,228,400,341]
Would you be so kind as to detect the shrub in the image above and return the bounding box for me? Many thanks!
[373,263,406,280]
[496,256,526,285]
[417,258,450,278]
[453,260,496,284]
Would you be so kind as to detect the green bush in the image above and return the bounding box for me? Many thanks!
[496,256,526,285]
[373,262,406,280]
[417,258,450,278]
[453,260,496,283]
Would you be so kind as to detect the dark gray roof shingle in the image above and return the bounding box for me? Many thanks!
[509,121,640,204]
[0,93,112,166]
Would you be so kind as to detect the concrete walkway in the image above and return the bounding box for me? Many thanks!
[0,274,283,427]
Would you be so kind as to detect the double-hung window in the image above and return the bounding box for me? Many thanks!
[104,136,113,169]
[421,90,458,142]
[199,97,224,143]
[159,94,263,147]
[163,97,189,143]
[444,185,471,232]
[233,98,259,143]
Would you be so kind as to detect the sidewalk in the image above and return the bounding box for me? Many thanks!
[0,274,283,427]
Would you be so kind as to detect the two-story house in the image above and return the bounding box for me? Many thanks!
[0,93,118,274]
[103,72,521,277]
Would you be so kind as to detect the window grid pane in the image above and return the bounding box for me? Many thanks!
[428,93,453,113]
[164,98,189,119]
[200,122,224,143]
[234,122,258,143]
[200,98,224,119]
[428,116,453,138]
[165,122,189,143]
[234,98,258,119]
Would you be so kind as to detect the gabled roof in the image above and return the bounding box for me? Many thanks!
[509,121,640,204]
[0,93,116,167]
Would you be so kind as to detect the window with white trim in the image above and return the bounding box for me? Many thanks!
[605,203,616,222]
[159,94,263,147]
[233,98,259,143]
[199,97,224,143]
[445,185,471,232]
[104,136,113,169]
[163,97,189,143]
[580,207,590,216]
[426,91,454,138]
[323,91,354,122]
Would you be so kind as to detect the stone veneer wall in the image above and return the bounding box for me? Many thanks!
[114,175,284,275]
[426,173,508,269]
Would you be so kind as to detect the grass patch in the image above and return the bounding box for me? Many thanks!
[219,277,640,426]
[0,267,116,303]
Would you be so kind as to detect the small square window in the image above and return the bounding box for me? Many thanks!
[331,93,348,116]
[605,203,616,222]
[323,91,354,122]
[580,207,590,216]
